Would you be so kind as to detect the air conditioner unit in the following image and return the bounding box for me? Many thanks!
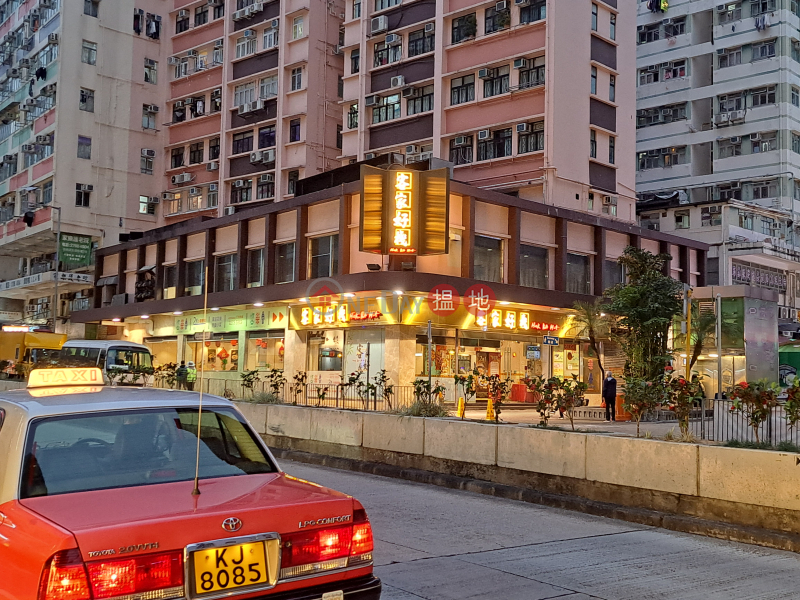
[21,144,35,153]
[39,0,54,7]
[259,173,274,183]
[35,134,51,144]
[209,183,218,192]
[714,113,729,124]
[189,186,200,195]
[249,99,264,112]
[187,49,198,57]
[477,129,492,140]
[206,160,219,171]
[174,100,185,109]
[513,58,528,69]
[211,89,222,98]
[207,0,220,5]
[515,123,530,134]
[364,95,380,107]
[79,184,94,191]
[184,97,196,105]
[144,58,156,67]
[405,144,420,154]
[47,33,58,44]
[364,152,376,159]
[496,0,509,10]
[385,33,401,46]
[162,192,175,200]
[178,9,188,18]
[141,148,156,158]
[215,39,224,48]
[9,68,19,77]
[730,181,741,189]
[250,151,263,163]
[390,75,405,88]
[478,68,495,79]
[243,29,256,38]
[244,6,255,16]
[271,19,279,28]
[750,132,761,141]
[602,195,618,206]
[454,135,469,147]
[418,151,433,161]
[661,108,673,116]
[148,196,159,204]
[716,48,725,55]
[232,9,246,20]
[262,148,275,163]
[146,104,159,113]
[224,206,235,215]
[371,15,388,34]
[424,22,435,33]
[729,110,744,121]
[28,9,39,18]
[238,104,250,115]
[729,136,741,144]
[171,174,182,185]
[24,97,36,107]
[234,179,246,187]
[406,153,418,163]
[515,0,530,5]
[168,57,180,65]
[708,205,722,213]
[2,154,14,163]
[402,87,418,98]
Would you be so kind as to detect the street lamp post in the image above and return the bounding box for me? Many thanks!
[52,206,61,331]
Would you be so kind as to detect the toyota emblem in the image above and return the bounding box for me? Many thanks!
[222,517,243,533]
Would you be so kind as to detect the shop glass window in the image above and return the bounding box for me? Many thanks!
[452,13,476,44]
[520,245,547,289]
[309,235,339,278]
[477,128,512,161]
[566,253,591,295]
[185,260,205,296]
[518,121,544,154]
[407,85,434,115]
[247,248,264,287]
[449,136,473,165]
[372,94,400,124]
[483,65,509,98]
[408,28,434,57]
[170,147,184,169]
[450,75,475,105]
[246,334,284,370]
[520,0,545,23]
[189,142,204,164]
[604,260,624,287]
[259,125,276,148]
[163,265,177,298]
[474,235,503,283]
[214,254,238,292]
[275,242,295,283]
[232,131,253,155]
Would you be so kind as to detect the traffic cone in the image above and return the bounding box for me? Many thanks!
[457,396,465,418]
[486,397,494,421]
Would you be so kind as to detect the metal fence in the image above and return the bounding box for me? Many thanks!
[685,399,800,445]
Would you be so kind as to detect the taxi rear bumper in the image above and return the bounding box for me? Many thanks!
[250,575,382,600]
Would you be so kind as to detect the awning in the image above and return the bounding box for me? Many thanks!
[137,265,156,273]
[96,276,118,286]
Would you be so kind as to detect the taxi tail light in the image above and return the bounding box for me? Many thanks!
[281,526,352,569]
[86,551,184,599]
[38,549,92,600]
[351,509,374,556]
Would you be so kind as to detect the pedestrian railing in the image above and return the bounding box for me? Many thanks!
[685,398,800,445]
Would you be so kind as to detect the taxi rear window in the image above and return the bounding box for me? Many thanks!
[20,407,277,498]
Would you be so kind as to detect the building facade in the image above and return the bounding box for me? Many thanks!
[635,0,800,333]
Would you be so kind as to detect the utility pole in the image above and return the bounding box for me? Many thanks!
[685,287,692,379]
[52,206,61,331]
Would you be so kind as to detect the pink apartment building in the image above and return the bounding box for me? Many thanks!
[340,0,635,220]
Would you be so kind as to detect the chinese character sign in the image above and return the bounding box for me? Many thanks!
[390,171,416,254]
[59,234,93,267]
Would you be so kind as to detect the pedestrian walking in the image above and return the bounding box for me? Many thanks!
[176,361,188,390]
[186,361,197,391]
[602,371,617,422]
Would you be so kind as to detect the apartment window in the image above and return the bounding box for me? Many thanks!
[718,2,742,23]
[566,254,590,295]
[170,147,184,169]
[247,248,264,287]
[275,242,295,283]
[609,136,615,164]
[664,60,686,79]
[760,217,777,235]
[718,47,741,68]
[212,47,223,66]
[519,57,545,89]
[79,88,94,112]
[590,67,597,94]
[259,125,276,148]
[263,26,279,50]
[374,40,401,67]
[753,181,778,200]
[738,211,754,229]
[210,90,222,112]
[591,4,597,31]
[213,3,224,19]
[231,180,252,204]
[351,49,360,74]
[483,65,509,98]
[77,136,91,159]
[719,138,742,158]
[610,13,616,40]
[209,137,220,159]
[337,75,343,99]
[793,87,800,107]
[195,5,208,26]
[174,58,189,79]
[173,102,186,123]
[449,136,473,165]
[287,170,299,195]
[719,93,744,112]
[587,193,594,211]
[144,60,157,84]
[189,142,204,164]
[518,121,544,154]
[140,154,154,174]
[752,131,778,153]
[474,235,503,283]
[450,74,475,105]
[752,40,776,61]
[176,11,189,33]
[145,13,162,39]
[638,23,660,45]
[353,0,361,18]
[477,128,512,161]
[408,27,434,57]
[214,254,238,293]
[636,103,688,126]
[452,13,477,44]
[639,213,660,231]
[664,17,685,36]
[637,147,687,169]
[375,0,400,9]
[232,131,254,154]
[520,245,547,289]
[75,185,91,207]
[234,82,256,106]
[142,106,157,129]
[289,119,301,142]
[372,94,400,123]
[139,195,156,215]
[292,16,303,40]
[290,67,303,91]
[236,35,256,58]
[310,235,339,278]
[520,0,546,23]
[751,0,776,15]
[81,40,97,65]
[185,260,205,296]
[407,85,434,115]
[675,210,690,229]
[793,133,800,154]
[609,76,615,102]
[485,5,510,34]
[84,0,98,17]
[348,104,359,129]
[590,130,597,158]
[752,86,776,106]
[336,124,342,149]
[701,206,722,227]
[256,176,275,200]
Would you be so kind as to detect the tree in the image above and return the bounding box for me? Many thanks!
[571,299,611,380]
[605,247,683,380]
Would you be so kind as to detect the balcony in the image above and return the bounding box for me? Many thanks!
[0,270,93,300]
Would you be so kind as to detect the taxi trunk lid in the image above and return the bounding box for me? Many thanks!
[20,473,355,562]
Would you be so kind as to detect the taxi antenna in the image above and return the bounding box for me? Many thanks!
[192,264,210,497]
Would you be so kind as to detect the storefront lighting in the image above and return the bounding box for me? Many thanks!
[415,352,423,357]
[140,315,149,319]
[173,311,183,316]
[709,353,719,358]
[210,307,220,311]
[253,302,264,307]
[112,317,121,322]
[499,301,510,306]
[600,313,607,317]
[679,353,687,358]
[344,293,356,298]
[551,307,560,311]
[394,290,403,295]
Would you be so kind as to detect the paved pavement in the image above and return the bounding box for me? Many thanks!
[281,459,800,599]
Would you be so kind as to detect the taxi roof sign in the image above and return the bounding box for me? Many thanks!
[28,368,104,388]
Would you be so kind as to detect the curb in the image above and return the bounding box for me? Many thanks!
[272,447,800,554]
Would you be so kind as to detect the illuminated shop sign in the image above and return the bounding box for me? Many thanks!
[299,304,383,327]
[359,165,450,256]
[475,309,559,332]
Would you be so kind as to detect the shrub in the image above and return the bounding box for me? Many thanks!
[251,391,282,404]
[729,380,778,444]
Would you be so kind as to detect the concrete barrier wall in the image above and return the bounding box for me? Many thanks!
[234,402,800,516]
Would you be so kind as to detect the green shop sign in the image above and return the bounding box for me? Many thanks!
[174,307,287,334]
[59,234,93,266]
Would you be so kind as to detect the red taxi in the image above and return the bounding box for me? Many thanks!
[0,368,380,600]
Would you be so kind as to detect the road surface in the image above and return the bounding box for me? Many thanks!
[281,459,800,600]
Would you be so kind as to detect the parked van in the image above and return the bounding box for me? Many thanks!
[59,340,153,385]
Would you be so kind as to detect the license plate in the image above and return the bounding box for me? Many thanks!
[193,541,268,594]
